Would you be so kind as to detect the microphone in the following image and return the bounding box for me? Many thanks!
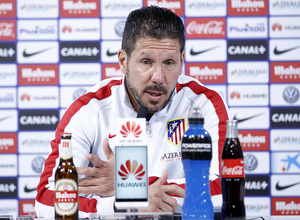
[137,106,148,118]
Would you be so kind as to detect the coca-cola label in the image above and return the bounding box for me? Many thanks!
[186,18,226,39]
[0,20,16,41]
[55,179,78,215]
[221,159,245,178]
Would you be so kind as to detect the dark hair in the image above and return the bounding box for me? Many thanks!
[122,6,185,57]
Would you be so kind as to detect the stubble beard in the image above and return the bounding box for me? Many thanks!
[125,69,173,113]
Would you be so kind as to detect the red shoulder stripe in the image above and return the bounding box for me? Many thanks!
[177,81,228,173]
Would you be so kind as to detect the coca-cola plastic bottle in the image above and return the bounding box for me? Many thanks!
[221,120,245,220]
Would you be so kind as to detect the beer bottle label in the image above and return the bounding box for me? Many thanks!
[60,139,72,160]
[221,159,245,178]
[54,179,78,215]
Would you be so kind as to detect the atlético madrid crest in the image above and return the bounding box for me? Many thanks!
[167,118,186,146]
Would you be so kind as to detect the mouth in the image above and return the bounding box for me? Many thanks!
[146,90,165,102]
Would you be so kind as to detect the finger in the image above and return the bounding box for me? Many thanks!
[103,138,114,160]
[76,166,101,177]
[78,176,113,186]
[162,184,185,198]
[152,170,168,186]
[87,153,105,168]
[156,198,175,212]
[78,177,99,186]
[79,184,114,196]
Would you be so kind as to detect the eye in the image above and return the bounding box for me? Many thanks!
[141,59,151,65]
[165,60,175,66]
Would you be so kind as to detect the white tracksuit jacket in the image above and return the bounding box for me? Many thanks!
[35,74,228,218]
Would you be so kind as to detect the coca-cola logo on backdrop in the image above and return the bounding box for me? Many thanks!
[0,20,15,41]
[186,18,226,39]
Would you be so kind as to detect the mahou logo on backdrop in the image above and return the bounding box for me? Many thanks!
[186,18,226,39]
[19,200,36,217]
[228,0,268,15]
[18,65,58,85]
[0,20,15,41]
[270,62,300,83]
[272,197,300,215]
[0,133,17,153]
[239,130,269,151]
[118,160,145,180]
[102,63,123,80]
[144,0,183,16]
[186,63,226,83]
[0,0,16,18]
[60,0,100,17]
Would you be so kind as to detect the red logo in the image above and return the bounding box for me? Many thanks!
[120,121,142,138]
[20,94,31,101]
[272,23,283,31]
[102,64,123,80]
[230,91,241,99]
[0,20,16,40]
[62,142,69,148]
[118,160,145,180]
[55,191,78,203]
[62,25,72,33]
[272,197,300,215]
[108,133,116,138]
[221,159,245,178]
[238,130,269,151]
[0,133,17,153]
[144,0,184,16]
[18,65,59,85]
[228,0,268,16]
[19,200,36,217]
[0,0,16,18]
[186,18,226,39]
[186,63,226,84]
[60,0,100,17]
[270,62,300,83]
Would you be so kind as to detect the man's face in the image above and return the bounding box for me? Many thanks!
[118,38,185,113]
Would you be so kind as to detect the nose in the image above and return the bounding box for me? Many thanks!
[151,64,164,84]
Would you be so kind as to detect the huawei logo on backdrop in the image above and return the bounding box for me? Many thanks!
[120,121,142,138]
[118,160,145,180]
[231,91,241,99]
[20,94,30,101]
[272,23,282,31]
[62,25,72,33]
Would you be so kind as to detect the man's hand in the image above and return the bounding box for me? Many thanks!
[140,170,185,212]
[77,138,115,197]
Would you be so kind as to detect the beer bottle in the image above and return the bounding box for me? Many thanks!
[221,120,245,220]
[54,133,79,219]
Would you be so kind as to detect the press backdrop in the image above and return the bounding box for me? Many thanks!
[0,0,300,217]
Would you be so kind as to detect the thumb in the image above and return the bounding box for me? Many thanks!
[103,138,114,160]
[153,170,168,186]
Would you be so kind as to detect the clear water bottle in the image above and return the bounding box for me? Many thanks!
[182,107,214,219]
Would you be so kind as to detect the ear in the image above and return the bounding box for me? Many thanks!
[118,49,128,74]
[180,51,185,75]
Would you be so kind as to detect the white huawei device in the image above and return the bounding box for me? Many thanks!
[114,118,148,210]
[115,145,148,209]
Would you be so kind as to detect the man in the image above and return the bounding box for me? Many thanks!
[35,6,228,218]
